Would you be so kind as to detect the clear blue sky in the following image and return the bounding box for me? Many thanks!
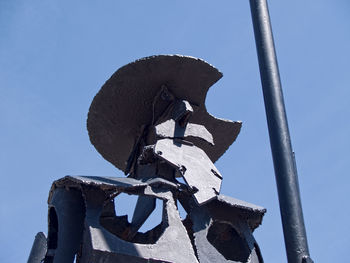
[1,1,349,262]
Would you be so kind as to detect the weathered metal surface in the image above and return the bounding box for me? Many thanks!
[41,176,265,263]
[154,138,222,205]
[47,176,199,263]
[206,195,266,231]
[27,232,47,263]
[190,206,262,263]
[31,55,266,263]
[249,1,312,262]
[44,187,85,263]
[155,120,214,145]
[87,55,241,172]
[178,193,265,263]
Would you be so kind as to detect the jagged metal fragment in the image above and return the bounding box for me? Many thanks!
[190,195,265,263]
[37,174,266,263]
[45,176,198,263]
[154,138,222,205]
[128,196,156,240]
[27,232,47,263]
[206,195,266,231]
[154,120,214,145]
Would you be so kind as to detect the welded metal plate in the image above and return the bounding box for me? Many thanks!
[155,119,214,145]
[154,138,222,205]
[205,195,266,232]
[190,196,265,263]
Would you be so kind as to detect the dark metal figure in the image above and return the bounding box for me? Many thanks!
[28,55,265,263]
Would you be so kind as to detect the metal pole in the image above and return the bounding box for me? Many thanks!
[248,0,313,262]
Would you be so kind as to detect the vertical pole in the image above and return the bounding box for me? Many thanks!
[248,0,313,262]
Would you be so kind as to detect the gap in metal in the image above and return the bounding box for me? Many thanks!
[139,198,163,233]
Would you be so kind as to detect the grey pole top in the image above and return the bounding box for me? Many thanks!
[249,0,313,262]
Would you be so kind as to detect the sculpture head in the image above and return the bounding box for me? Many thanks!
[87,55,241,173]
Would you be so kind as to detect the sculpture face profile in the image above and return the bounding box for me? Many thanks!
[28,55,265,263]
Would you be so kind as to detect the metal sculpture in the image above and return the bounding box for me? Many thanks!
[28,55,265,263]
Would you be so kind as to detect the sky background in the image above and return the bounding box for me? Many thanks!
[1,1,349,262]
